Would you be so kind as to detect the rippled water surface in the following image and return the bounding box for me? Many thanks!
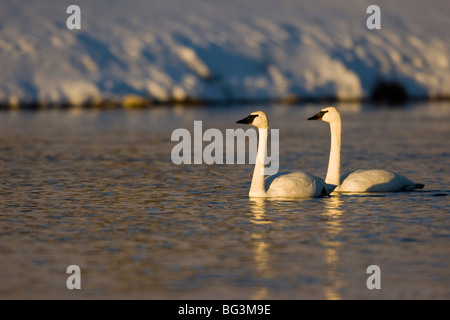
[0,102,449,299]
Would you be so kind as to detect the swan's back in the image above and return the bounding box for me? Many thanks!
[265,171,336,198]
[337,169,424,192]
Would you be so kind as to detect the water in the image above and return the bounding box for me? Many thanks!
[0,102,449,299]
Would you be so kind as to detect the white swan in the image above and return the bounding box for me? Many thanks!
[307,107,424,192]
[236,111,336,198]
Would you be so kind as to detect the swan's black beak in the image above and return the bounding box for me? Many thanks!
[307,110,328,120]
[236,114,258,124]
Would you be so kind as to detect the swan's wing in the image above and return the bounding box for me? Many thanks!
[266,171,332,198]
[339,169,422,192]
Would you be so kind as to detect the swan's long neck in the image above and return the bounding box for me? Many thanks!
[249,128,267,197]
[326,119,341,186]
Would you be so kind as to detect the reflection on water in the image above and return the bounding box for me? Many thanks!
[249,197,271,300]
[0,102,449,299]
[322,196,344,300]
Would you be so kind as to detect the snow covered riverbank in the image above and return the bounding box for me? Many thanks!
[1,0,449,107]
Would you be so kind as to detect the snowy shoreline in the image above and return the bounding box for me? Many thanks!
[1,0,449,107]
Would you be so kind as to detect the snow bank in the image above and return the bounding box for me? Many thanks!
[0,0,449,106]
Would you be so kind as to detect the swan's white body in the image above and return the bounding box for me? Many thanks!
[237,111,335,198]
[264,171,334,198]
[308,107,424,193]
[339,169,421,192]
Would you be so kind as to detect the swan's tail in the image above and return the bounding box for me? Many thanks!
[323,183,337,196]
[402,183,425,191]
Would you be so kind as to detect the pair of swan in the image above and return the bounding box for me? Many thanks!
[236,107,424,198]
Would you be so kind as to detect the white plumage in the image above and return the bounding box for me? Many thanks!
[339,169,422,192]
[308,107,424,193]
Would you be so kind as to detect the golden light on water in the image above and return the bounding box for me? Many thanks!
[249,198,271,300]
[322,195,344,300]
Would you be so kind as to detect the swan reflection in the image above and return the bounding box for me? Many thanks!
[322,195,344,300]
[249,197,271,299]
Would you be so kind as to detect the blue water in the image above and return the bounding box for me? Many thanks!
[0,102,449,299]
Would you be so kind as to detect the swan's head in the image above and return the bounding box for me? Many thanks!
[236,111,268,129]
[307,106,340,123]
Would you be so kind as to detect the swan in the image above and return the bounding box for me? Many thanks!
[307,107,424,192]
[236,111,336,198]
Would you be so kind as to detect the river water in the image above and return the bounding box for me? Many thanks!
[0,102,449,299]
